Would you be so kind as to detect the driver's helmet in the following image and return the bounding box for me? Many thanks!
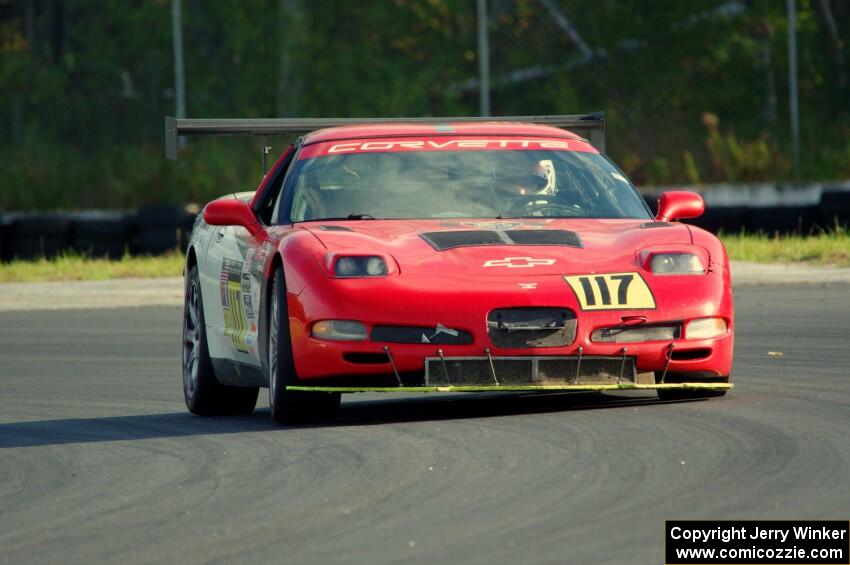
[499,160,556,199]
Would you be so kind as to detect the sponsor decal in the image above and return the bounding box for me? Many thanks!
[439,219,552,229]
[329,139,571,154]
[564,272,656,310]
[241,272,254,319]
[297,136,598,159]
[220,258,250,353]
[483,257,556,268]
[243,293,254,319]
[220,238,273,356]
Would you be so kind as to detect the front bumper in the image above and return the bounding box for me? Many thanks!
[288,271,734,381]
[286,352,731,393]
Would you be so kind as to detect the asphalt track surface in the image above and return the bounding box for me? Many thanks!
[1,284,849,564]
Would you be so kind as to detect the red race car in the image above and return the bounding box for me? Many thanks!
[167,114,733,423]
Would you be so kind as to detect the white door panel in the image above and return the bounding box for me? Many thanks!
[200,225,261,366]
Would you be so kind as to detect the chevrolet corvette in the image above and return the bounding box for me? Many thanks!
[167,114,733,423]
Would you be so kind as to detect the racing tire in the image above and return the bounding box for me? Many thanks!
[182,265,259,415]
[268,267,340,424]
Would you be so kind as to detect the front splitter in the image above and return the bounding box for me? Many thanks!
[286,382,733,393]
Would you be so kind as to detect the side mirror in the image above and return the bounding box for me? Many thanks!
[203,198,264,236]
[656,191,705,222]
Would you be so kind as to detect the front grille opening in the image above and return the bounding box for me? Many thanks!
[487,307,577,348]
[670,348,712,361]
[343,352,390,364]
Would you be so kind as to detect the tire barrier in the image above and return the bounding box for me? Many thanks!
[0,216,13,262]
[6,214,74,260]
[74,215,132,259]
[132,204,195,255]
[0,205,195,262]
[747,206,818,234]
[684,207,752,234]
[134,227,183,255]
[819,189,850,228]
[644,184,850,235]
[134,203,192,230]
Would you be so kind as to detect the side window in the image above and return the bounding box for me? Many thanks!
[254,145,295,225]
[255,180,281,225]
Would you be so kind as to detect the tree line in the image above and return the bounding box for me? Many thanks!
[1,0,848,210]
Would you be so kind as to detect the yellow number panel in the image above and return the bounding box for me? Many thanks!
[564,272,656,310]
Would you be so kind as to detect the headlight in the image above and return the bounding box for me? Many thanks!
[650,253,705,275]
[333,255,388,277]
[685,317,728,339]
[311,320,368,341]
[591,325,680,343]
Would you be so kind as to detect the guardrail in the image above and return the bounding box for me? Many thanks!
[1,185,848,261]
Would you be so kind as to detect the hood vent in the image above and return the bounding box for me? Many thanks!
[421,230,503,250]
[420,229,582,251]
[505,229,582,247]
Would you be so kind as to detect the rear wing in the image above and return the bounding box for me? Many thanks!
[164,112,605,160]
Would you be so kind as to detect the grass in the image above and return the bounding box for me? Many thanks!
[0,251,185,283]
[721,228,850,267]
[0,230,848,283]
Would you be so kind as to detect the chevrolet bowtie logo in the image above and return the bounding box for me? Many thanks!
[483,257,556,268]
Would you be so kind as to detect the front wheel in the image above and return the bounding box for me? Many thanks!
[183,265,259,415]
[268,267,340,424]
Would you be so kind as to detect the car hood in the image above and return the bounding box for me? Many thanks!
[301,218,694,277]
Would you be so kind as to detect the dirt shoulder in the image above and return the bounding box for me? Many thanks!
[730,261,850,286]
[0,277,184,312]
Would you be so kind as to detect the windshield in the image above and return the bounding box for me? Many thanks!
[280,139,650,222]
